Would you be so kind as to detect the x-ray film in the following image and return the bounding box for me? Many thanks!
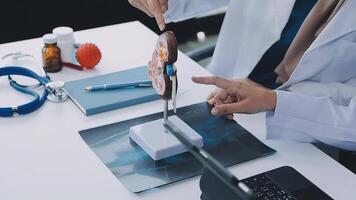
[79,102,276,193]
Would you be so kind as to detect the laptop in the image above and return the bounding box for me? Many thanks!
[164,119,332,200]
[200,166,333,200]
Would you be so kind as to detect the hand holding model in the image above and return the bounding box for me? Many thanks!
[128,0,168,30]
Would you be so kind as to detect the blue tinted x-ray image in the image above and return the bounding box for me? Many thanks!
[79,102,275,193]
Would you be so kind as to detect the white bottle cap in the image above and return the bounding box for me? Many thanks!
[43,34,57,44]
[52,26,74,41]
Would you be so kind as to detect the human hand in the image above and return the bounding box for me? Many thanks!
[192,76,277,116]
[128,0,168,31]
[206,78,263,104]
[205,78,264,119]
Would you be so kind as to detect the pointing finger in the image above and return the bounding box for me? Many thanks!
[147,0,166,30]
[192,76,233,90]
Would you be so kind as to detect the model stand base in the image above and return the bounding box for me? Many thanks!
[129,115,203,160]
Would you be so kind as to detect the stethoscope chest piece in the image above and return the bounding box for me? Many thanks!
[45,81,68,103]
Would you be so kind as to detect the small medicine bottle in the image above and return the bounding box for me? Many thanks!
[42,34,62,73]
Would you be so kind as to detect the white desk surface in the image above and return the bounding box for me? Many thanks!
[0,21,355,200]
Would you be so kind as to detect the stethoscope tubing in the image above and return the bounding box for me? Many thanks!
[0,66,50,117]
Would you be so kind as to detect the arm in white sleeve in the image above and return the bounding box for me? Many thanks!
[165,0,230,23]
[266,90,356,151]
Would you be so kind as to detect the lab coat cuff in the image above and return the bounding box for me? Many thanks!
[273,90,293,116]
[164,0,185,23]
[265,90,316,143]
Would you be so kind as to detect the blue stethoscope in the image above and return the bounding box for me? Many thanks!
[0,64,68,117]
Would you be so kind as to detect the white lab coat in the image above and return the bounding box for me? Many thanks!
[165,0,356,151]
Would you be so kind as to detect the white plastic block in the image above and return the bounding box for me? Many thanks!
[129,115,203,160]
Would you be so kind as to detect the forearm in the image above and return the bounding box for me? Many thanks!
[266,90,356,151]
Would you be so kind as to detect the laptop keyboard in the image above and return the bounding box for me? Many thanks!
[242,174,296,200]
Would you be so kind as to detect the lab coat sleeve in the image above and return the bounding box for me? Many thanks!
[165,0,230,23]
[266,90,356,151]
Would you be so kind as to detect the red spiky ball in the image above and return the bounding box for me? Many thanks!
[76,43,102,69]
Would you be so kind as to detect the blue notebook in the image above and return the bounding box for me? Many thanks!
[65,66,159,116]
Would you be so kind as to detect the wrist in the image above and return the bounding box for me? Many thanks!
[264,90,277,111]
